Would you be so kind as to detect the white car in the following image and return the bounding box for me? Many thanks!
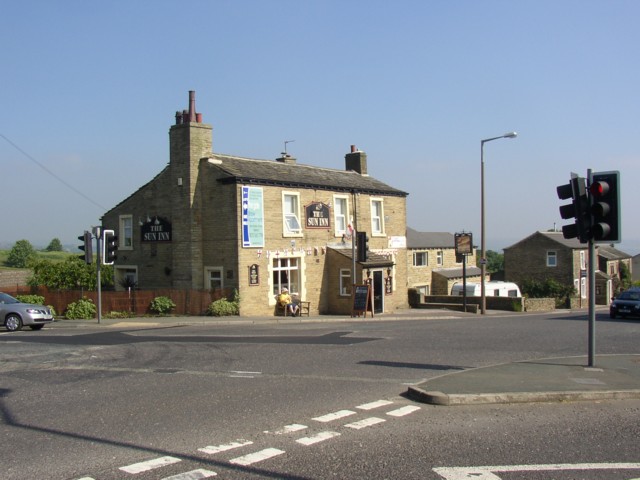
[0,292,55,332]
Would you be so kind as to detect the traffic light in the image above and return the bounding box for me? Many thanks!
[356,231,369,262]
[589,170,621,243]
[557,174,590,243]
[77,231,93,264]
[102,229,118,265]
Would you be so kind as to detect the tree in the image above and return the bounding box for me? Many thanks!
[45,237,63,252]
[6,239,36,268]
[476,249,504,274]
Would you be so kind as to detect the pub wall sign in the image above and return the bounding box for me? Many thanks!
[141,216,172,242]
[305,202,330,229]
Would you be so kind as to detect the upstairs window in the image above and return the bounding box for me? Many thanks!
[547,250,557,267]
[119,215,133,249]
[334,195,349,236]
[413,251,428,266]
[370,198,384,235]
[282,192,301,235]
[436,250,443,266]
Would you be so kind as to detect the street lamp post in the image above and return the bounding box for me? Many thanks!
[480,132,517,314]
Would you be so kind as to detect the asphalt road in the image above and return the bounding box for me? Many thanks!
[1,310,638,479]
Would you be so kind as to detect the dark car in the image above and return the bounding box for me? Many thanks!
[0,292,55,331]
[610,289,640,319]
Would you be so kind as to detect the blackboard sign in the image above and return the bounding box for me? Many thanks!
[351,284,373,318]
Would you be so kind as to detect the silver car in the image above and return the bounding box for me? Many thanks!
[0,292,55,332]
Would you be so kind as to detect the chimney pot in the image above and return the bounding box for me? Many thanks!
[351,145,357,153]
[188,90,196,123]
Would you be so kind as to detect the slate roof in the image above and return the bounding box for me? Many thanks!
[504,231,585,250]
[406,227,456,249]
[208,154,408,197]
[330,247,395,268]
[432,266,482,279]
[597,244,632,260]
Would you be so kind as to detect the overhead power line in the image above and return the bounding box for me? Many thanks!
[1,133,108,211]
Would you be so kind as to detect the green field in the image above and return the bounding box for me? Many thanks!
[0,249,76,269]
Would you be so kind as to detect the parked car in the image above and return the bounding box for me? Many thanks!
[609,289,640,319]
[0,292,54,332]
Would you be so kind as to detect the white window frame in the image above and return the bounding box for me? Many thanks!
[413,251,428,267]
[272,256,301,296]
[580,251,586,270]
[333,195,350,237]
[339,269,352,296]
[547,250,557,267]
[119,215,133,250]
[370,198,385,236]
[204,267,224,290]
[436,250,443,266]
[580,276,587,299]
[282,191,302,237]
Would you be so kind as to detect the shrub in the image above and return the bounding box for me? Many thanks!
[149,296,176,315]
[207,289,240,317]
[104,311,135,319]
[65,297,97,319]
[14,294,57,316]
[16,294,45,305]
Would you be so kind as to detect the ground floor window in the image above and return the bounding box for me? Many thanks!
[340,269,351,296]
[273,257,299,295]
[115,266,138,290]
[416,285,429,296]
[205,267,224,290]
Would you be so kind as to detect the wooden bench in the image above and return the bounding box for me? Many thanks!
[275,299,311,317]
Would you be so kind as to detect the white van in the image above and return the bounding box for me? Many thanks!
[451,281,521,298]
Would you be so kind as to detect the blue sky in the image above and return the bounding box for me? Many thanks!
[2,0,639,254]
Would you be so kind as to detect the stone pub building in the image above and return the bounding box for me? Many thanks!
[102,92,409,316]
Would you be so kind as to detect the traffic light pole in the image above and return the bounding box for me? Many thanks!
[587,169,595,367]
[93,227,102,325]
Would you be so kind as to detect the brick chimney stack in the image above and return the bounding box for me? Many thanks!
[345,145,367,175]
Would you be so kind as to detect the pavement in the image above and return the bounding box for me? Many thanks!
[49,308,640,406]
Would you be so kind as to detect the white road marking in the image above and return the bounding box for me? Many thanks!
[265,424,308,434]
[228,370,261,378]
[312,410,356,422]
[344,417,386,429]
[357,400,394,410]
[198,439,253,455]
[161,469,217,479]
[433,462,640,480]
[296,431,341,445]
[386,405,421,417]
[229,448,285,466]
[120,456,182,474]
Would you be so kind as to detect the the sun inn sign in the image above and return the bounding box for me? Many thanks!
[141,216,172,242]
[305,202,331,229]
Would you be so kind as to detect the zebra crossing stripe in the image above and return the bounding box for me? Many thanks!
[161,469,217,479]
[344,417,386,430]
[230,448,285,466]
[357,400,394,410]
[386,405,421,417]
[296,431,341,446]
[119,456,182,474]
[312,410,356,422]
[198,439,253,455]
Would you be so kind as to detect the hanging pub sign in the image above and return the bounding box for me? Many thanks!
[455,232,473,255]
[305,202,330,229]
[141,216,172,242]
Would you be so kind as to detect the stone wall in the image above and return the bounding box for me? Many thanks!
[0,269,31,288]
